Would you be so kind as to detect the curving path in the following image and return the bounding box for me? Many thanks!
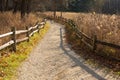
[16,21,119,80]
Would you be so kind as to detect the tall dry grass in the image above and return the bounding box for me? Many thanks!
[45,11,120,59]
[45,12,120,45]
[0,12,39,34]
[72,13,120,60]
[74,13,120,45]
[43,11,79,19]
[0,12,40,45]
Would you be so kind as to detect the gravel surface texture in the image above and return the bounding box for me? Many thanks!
[16,21,120,80]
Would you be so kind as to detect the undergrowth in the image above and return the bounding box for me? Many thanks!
[63,20,120,76]
[47,11,120,71]
[52,16,120,77]
[0,12,41,46]
[0,23,50,80]
[45,12,120,45]
[0,12,39,34]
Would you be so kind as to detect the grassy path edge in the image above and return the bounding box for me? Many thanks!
[0,22,50,80]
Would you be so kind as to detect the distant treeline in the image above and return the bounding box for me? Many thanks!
[67,0,120,14]
[0,0,120,14]
[0,0,31,18]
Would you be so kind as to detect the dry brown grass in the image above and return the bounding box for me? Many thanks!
[45,12,120,45]
[43,11,79,19]
[64,12,120,60]
[74,13,120,45]
[45,11,120,60]
[0,12,40,34]
[0,12,41,45]
[56,12,120,72]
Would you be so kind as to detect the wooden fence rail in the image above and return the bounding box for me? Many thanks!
[67,19,120,49]
[47,15,120,60]
[0,20,46,52]
[47,15,120,49]
[0,32,13,38]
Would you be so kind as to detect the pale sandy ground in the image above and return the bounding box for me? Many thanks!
[16,21,120,80]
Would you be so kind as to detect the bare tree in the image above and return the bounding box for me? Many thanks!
[13,0,32,18]
[52,0,57,18]
[0,0,6,12]
[51,0,66,18]
[59,0,65,17]
[26,0,31,14]
[13,0,19,13]
[21,0,26,18]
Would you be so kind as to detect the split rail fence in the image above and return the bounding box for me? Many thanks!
[47,16,120,60]
[0,19,46,52]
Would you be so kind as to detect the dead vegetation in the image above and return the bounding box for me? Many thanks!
[47,12,120,72]
[74,13,120,45]
[45,12,120,45]
[60,18,120,74]
[0,12,41,46]
[0,12,39,34]
[72,13,120,61]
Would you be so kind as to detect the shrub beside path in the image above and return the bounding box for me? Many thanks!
[16,21,119,80]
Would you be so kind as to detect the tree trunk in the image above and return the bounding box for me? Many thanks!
[53,0,57,19]
[53,10,56,18]
[13,0,18,13]
[5,0,8,10]
[60,11,62,18]
[21,0,26,18]
[26,0,31,15]
[0,0,5,12]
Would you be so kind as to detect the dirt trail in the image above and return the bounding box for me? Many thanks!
[16,21,119,80]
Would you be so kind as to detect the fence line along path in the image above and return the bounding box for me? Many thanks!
[0,20,46,52]
[50,16,120,61]
[16,21,118,80]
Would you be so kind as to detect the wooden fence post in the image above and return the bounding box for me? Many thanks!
[63,18,65,24]
[31,27,34,37]
[64,18,66,23]
[66,19,67,23]
[93,35,97,52]
[11,27,16,52]
[37,24,40,33]
[26,26,30,42]
[44,19,47,24]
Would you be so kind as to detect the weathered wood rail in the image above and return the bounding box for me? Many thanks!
[47,16,120,60]
[0,19,46,52]
[66,18,120,49]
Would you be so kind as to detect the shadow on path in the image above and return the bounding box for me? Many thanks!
[59,28,105,80]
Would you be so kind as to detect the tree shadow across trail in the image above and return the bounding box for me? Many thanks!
[59,28,105,80]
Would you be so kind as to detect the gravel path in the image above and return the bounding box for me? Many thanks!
[16,21,119,80]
